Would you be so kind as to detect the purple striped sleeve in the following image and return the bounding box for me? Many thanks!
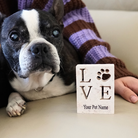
[43,0,53,11]
[63,0,71,5]
[63,7,94,28]
[69,29,104,49]
[18,0,33,10]
[84,46,116,64]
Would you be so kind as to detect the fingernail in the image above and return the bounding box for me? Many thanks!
[130,96,138,103]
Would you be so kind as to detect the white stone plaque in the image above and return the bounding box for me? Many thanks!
[76,64,114,114]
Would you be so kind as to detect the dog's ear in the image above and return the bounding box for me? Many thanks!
[49,0,64,26]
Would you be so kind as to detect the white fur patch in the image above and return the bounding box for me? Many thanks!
[21,9,40,40]
[10,72,54,92]
[10,74,75,101]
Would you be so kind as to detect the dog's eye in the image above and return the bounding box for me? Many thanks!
[10,33,19,41]
[52,29,60,37]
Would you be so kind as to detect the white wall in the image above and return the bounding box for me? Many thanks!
[82,0,138,11]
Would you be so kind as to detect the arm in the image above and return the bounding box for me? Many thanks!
[62,0,138,103]
[62,0,138,79]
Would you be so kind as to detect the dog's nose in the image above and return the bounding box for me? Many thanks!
[30,44,48,56]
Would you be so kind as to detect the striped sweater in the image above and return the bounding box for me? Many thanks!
[0,0,137,79]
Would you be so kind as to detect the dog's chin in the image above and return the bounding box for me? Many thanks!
[17,65,60,79]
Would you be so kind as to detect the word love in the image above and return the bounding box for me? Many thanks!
[76,64,114,114]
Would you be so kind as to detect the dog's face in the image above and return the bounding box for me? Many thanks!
[0,7,64,78]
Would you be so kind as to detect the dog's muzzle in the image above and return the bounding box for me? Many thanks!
[18,38,60,78]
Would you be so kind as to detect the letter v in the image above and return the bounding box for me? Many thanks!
[80,86,92,99]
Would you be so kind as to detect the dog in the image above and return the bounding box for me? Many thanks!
[0,0,80,117]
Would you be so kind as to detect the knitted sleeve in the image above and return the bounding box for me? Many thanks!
[17,0,138,79]
[62,0,138,79]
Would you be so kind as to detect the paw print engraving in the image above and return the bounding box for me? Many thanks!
[97,69,111,81]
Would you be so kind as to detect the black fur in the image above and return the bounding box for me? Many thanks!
[0,48,15,108]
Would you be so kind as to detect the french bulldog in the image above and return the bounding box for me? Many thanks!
[0,0,80,117]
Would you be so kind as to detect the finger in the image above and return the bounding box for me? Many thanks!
[123,77,138,95]
[115,80,138,103]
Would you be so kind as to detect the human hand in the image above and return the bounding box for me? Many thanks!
[115,77,138,103]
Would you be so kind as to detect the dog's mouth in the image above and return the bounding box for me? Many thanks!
[17,62,59,79]
[17,55,60,79]
[31,61,59,74]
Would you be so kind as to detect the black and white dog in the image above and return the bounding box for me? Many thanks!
[0,0,79,117]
